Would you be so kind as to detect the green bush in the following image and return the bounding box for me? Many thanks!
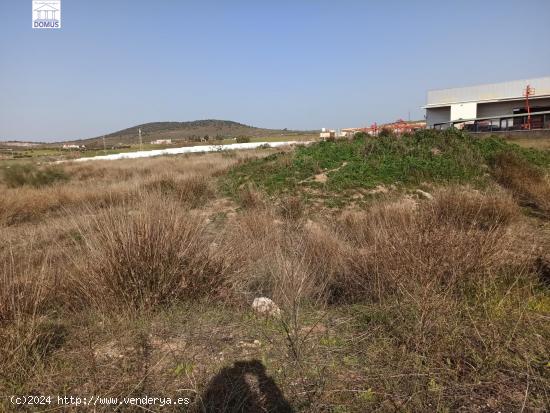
[236,136,251,143]
[475,136,550,168]
[222,129,550,198]
[3,164,69,188]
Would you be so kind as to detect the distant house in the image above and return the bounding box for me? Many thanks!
[62,144,85,150]
[379,120,426,135]
[320,128,361,139]
[151,139,172,145]
[340,128,364,137]
[338,120,426,137]
[319,128,336,140]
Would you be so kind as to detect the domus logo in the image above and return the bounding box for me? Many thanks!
[32,0,61,29]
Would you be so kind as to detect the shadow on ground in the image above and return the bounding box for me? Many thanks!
[198,359,294,413]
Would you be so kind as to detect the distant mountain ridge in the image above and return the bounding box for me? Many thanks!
[61,120,310,147]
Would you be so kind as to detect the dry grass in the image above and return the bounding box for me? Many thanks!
[506,136,550,150]
[224,215,329,307]
[1,149,549,412]
[0,149,273,226]
[426,186,521,229]
[235,183,266,209]
[223,186,533,306]
[491,151,550,216]
[68,194,224,311]
[331,193,532,302]
[0,184,135,226]
[0,247,53,323]
[142,174,215,208]
[278,195,305,221]
[0,246,68,387]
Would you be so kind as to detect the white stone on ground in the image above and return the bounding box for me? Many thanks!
[252,297,281,317]
[415,189,434,200]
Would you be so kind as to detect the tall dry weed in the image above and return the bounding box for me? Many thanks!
[425,186,520,229]
[142,173,215,208]
[0,247,52,323]
[235,183,266,209]
[223,211,336,307]
[69,195,221,310]
[330,189,535,303]
[0,246,66,387]
[0,184,136,226]
[491,151,550,215]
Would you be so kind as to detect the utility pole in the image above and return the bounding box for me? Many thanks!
[138,128,143,151]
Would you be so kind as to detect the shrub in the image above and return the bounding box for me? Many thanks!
[423,187,520,230]
[236,136,251,143]
[332,192,530,303]
[3,164,69,188]
[71,196,221,310]
[278,195,304,221]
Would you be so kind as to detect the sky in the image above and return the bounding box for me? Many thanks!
[0,0,549,141]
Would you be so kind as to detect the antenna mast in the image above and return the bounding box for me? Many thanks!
[523,85,536,130]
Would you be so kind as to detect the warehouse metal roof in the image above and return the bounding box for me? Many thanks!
[425,76,550,107]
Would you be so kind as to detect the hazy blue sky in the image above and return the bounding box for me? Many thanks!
[1,0,549,141]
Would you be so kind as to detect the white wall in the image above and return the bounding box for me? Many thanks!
[450,102,477,121]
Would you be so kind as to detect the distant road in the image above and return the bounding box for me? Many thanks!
[68,141,311,162]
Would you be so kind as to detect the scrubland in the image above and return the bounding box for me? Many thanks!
[1,130,550,412]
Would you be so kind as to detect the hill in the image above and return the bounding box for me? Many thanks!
[61,120,311,147]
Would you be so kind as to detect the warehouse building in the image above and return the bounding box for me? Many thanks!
[425,76,550,132]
